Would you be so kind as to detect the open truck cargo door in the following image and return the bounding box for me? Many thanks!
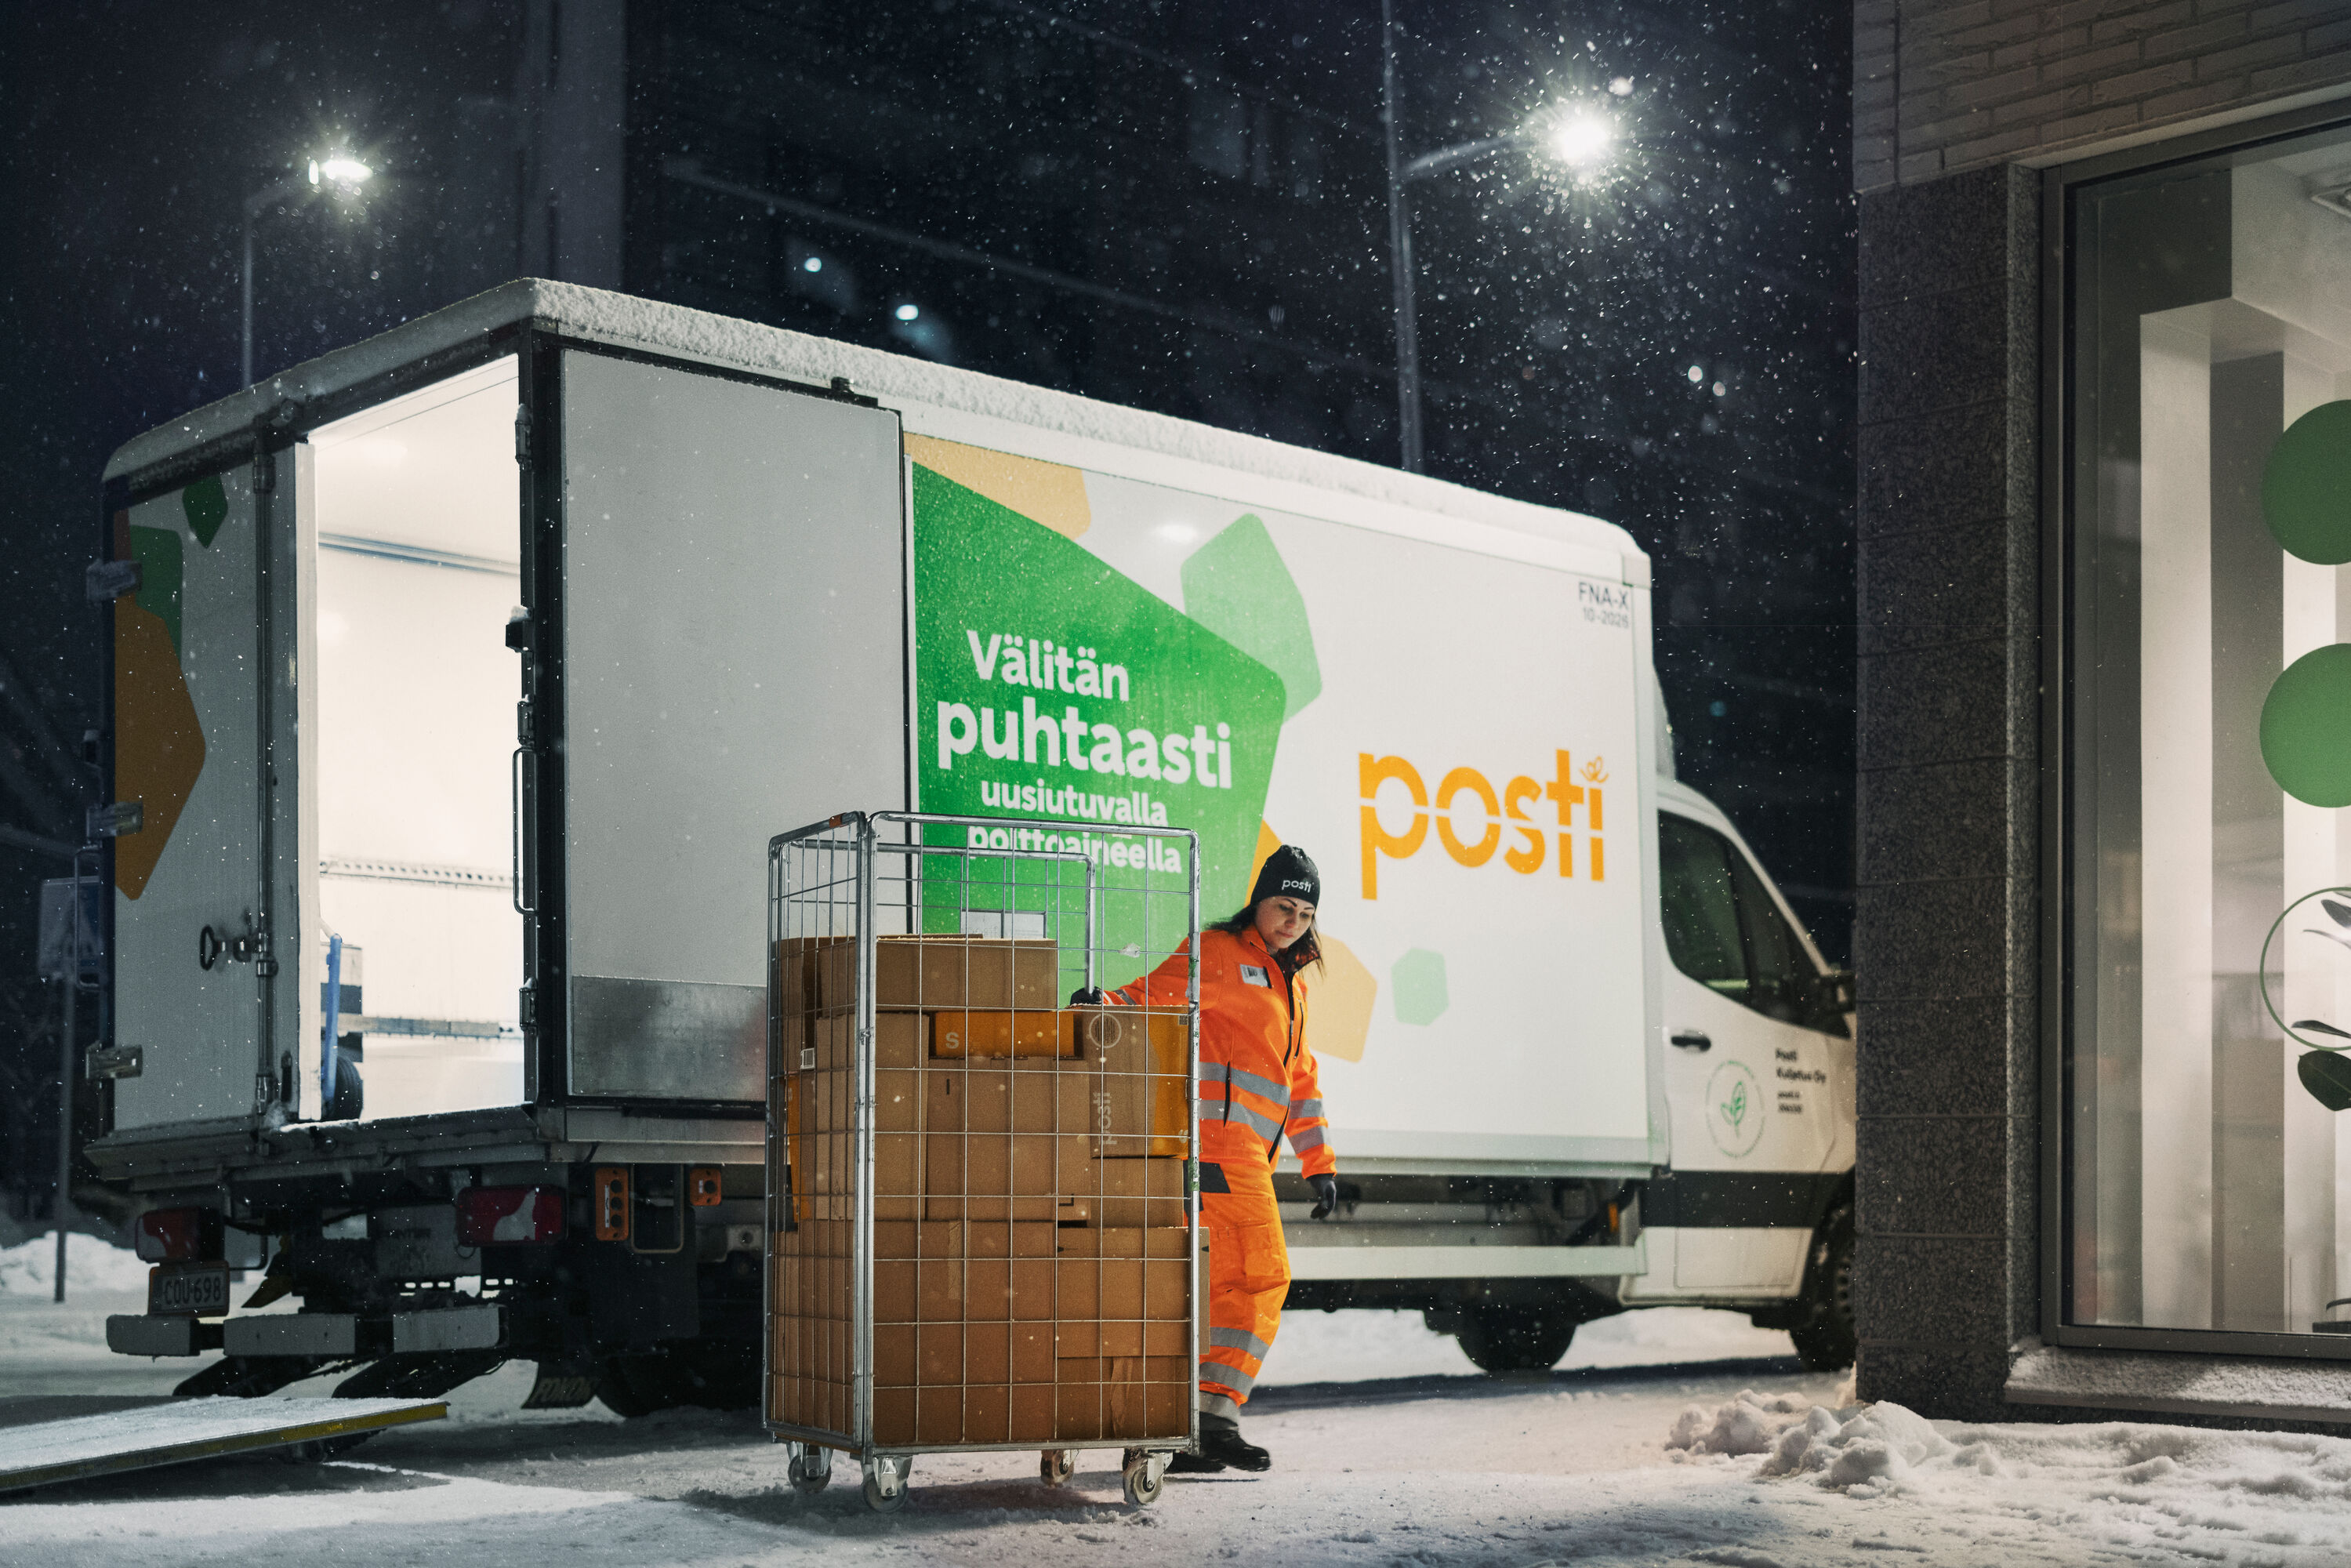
[544,346,906,1104]
[109,451,308,1132]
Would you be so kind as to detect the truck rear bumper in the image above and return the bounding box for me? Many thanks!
[107,1315,223,1357]
[126,1305,507,1361]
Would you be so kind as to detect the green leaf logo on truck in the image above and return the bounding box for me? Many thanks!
[1707,1060,1765,1156]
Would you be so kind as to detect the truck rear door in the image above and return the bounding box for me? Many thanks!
[549,348,906,1103]
[111,454,303,1130]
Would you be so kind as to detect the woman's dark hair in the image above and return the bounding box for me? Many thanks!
[1210,899,1323,976]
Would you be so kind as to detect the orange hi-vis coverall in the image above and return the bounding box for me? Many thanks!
[1108,925,1335,1423]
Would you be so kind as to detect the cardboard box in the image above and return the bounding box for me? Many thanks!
[1056,1065,1188,1161]
[876,1069,922,1132]
[874,1322,916,1386]
[925,1069,1058,1134]
[962,1321,1010,1383]
[873,1386,915,1446]
[807,1008,928,1071]
[1094,1156,1188,1228]
[816,936,1061,1011]
[1050,1225,1192,1259]
[963,1384,1011,1444]
[923,1133,1096,1221]
[1011,1322,1056,1381]
[931,1008,1071,1059]
[771,936,824,1017]
[1010,1385,1054,1443]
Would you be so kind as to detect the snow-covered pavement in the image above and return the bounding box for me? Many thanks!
[10,1236,2351,1566]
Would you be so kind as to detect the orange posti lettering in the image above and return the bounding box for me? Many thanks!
[1359,747,1607,892]
[1544,750,1585,879]
[1358,753,1428,898]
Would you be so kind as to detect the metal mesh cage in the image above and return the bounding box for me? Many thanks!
[764,811,1201,1458]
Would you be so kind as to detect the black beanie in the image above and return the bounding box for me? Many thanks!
[1250,844,1321,908]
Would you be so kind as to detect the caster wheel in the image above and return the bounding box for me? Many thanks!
[862,1454,911,1513]
[1120,1448,1167,1506]
[1039,1448,1076,1487]
[786,1442,833,1494]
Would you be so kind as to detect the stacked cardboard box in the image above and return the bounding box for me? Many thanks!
[767,934,1195,1446]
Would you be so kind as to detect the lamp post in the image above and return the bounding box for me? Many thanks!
[241,154,373,387]
[1380,2,1613,472]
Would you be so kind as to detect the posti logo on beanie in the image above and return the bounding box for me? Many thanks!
[1357,749,1606,898]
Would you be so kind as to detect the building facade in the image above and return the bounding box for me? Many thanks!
[1854,1,2351,1420]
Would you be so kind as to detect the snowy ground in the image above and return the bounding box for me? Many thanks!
[9,1236,2349,1566]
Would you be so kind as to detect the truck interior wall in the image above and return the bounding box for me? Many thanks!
[309,358,525,1121]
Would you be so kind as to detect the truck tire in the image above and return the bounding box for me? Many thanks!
[1455,1306,1576,1374]
[595,1353,683,1417]
[596,1343,760,1416]
[1790,1209,1856,1373]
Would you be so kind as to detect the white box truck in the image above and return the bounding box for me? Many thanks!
[89,281,1854,1409]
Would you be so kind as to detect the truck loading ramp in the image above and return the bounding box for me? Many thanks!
[0,1395,445,1494]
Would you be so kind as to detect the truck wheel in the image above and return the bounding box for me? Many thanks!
[1455,1306,1576,1374]
[595,1354,684,1417]
[1790,1210,1856,1373]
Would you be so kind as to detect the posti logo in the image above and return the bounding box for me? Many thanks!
[1359,749,1607,898]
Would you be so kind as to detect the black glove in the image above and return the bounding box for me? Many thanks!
[1308,1174,1340,1221]
[1068,985,1108,1006]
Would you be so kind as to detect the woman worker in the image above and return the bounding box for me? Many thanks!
[1073,844,1338,1473]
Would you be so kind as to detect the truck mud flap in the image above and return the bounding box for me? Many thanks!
[334,1349,505,1401]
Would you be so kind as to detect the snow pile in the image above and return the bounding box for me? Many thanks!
[0,1234,151,1295]
[1667,1387,2351,1560]
[1665,1388,1821,1456]
[1667,1391,1978,1495]
[1756,1400,1958,1494]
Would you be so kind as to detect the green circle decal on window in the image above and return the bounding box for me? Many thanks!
[2262,644,2351,807]
[2264,400,2351,564]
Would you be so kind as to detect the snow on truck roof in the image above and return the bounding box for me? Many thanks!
[106,278,1643,577]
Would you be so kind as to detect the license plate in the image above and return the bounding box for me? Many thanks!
[148,1261,230,1316]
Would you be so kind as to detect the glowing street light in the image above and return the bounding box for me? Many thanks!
[241,149,376,387]
[1547,112,1614,172]
[310,155,375,189]
[1380,2,1619,472]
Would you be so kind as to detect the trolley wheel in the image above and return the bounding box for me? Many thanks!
[1039,1448,1076,1487]
[786,1442,833,1494]
[862,1454,912,1513]
[1120,1448,1168,1506]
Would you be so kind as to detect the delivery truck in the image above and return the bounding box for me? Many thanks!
[87,280,1856,1410]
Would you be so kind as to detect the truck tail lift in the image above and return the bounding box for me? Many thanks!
[0,1397,445,1495]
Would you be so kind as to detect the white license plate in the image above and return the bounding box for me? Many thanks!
[148,1261,230,1316]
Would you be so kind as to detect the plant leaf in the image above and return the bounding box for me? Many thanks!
[2324,898,2351,929]
[2301,1051,2351,1112]
[2296,1018,2351,1040]
[2305,927,2351,953]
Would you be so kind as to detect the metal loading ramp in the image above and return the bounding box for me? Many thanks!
[0,1396,446,1494]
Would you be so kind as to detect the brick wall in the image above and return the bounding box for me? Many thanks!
[1857,0,2351,192]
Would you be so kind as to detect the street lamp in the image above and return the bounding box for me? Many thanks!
[241,153,372,387]
[1380,4,1614,472]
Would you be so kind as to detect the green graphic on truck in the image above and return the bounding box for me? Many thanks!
[910,459,1288,988]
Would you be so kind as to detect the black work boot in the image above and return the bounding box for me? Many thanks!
[1165,1448,1225,1474]
[1194,1412,1271,1472]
